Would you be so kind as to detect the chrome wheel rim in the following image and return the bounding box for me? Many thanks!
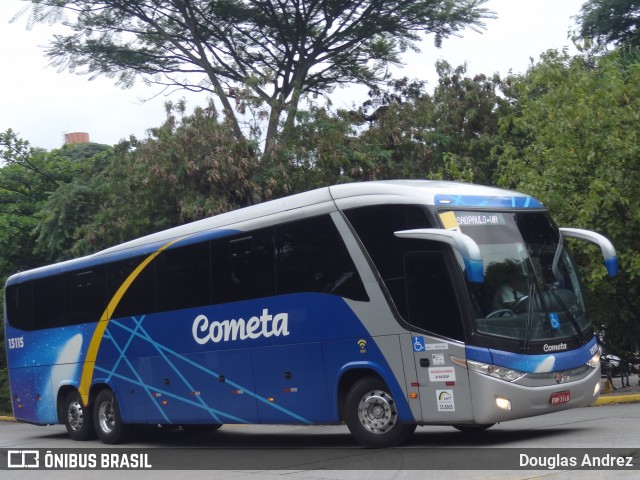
[67,399,85,431]
[98,398,116,434]
[357,389,397,434]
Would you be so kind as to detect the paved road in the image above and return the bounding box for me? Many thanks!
[1,402,640,479]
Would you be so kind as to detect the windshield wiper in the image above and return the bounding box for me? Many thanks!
[545,283,585,342]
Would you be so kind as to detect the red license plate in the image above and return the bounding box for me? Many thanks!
[550,390,571,405]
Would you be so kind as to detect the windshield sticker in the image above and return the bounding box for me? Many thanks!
[549,312,561,329]
[439,211,461,231]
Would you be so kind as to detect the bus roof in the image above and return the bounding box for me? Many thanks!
[6,180,543,284]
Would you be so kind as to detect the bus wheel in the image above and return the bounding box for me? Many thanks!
[63,391,96,441]
[344,376,416,448]
[93,389,130,444]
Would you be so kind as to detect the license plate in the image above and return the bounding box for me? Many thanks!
[550,390,570,405]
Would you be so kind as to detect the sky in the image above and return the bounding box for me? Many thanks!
[1,0,587,151]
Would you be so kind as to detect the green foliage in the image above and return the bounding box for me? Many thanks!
[497,49,640,356]
[279,64,506,189]
[576,0,640,48]
[68,100,263,253]
[0,367,10,415]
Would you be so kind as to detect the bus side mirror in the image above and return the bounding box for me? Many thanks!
[559,228,618,277]
[394,229,484,283]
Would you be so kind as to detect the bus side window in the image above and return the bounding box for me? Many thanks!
[212,229,275,304]
[156,241,212,312]
[275,215,368,301]
[404,252,464,341]
[344,204,433,318]
[33,275,65,329]
[64,267,107,325]
[5,283,34,331]
[107,255,157,319]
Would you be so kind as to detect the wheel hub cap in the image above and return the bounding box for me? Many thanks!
[358,390,397,434]
[67,400,84,431]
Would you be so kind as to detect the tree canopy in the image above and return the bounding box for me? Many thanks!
[26,0,493,158]
[576,0,640,48]
[497,49,640,357]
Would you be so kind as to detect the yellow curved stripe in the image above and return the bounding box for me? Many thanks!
[79,238,184,405]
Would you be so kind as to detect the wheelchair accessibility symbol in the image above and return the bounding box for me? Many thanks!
[549,312,561,330]
[413,336,425,352]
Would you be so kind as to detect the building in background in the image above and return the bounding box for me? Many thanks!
[64,132,90,144]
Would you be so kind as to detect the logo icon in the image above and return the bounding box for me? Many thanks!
[549,312,561,329]
[8,450,40,469]
[413,336,425,352]
[357,339,367,353]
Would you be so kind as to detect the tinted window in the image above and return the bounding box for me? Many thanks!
[5,283,33,331]
[404,252,464,340]
[107,255,156,319]
[345,204,464,340]
[156,242,211,312]
[276,215,368,301]
[64,267,107,324]
[212,228,275,304]
[345,204,434,318]
[33,275,65,328]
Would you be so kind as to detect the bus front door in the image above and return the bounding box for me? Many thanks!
[411,335,475,424]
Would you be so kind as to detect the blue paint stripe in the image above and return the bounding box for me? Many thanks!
[94,365,247,423]
[107,319,312,424]
[101,327,170,423]
[133,317,222,424]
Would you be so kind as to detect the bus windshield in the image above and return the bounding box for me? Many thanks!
[441,211,589,346]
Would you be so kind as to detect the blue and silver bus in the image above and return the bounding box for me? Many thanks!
[4,180,617,447]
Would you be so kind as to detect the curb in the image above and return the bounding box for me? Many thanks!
[593,393,640,406]
[0,415,16,422]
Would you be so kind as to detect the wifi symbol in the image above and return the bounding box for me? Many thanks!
[357,339,367,350]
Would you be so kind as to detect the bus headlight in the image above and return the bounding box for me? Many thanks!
[466,359,526,382]
[586,350,601,369]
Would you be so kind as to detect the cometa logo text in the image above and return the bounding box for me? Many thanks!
[192,309,290,344]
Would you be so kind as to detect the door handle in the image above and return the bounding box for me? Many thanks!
[419,358,430,368]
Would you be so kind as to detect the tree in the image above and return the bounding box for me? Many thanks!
[576,0,640,48]
[67,100,263,254]
[0,129,113,265]
[497,49,640,358]
[281,62,506,188]
[33,143,113,260]
[26,0,492,159]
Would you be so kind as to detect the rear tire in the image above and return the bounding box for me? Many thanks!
[93,389,131,444]
[62,391,96,441]
[344,375,416,448]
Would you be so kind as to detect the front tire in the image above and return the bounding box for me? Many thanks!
[93,389,130,444]
[62,391,96,441]
[344,376,416,448]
